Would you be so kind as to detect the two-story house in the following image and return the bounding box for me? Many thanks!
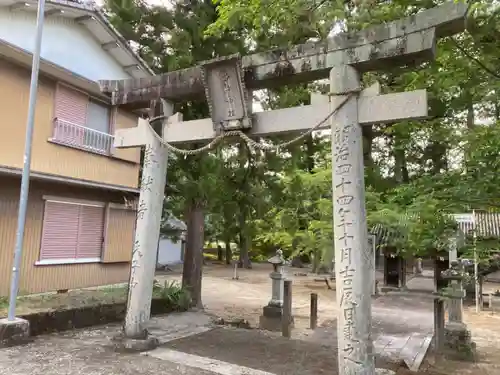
[0,0,152,296]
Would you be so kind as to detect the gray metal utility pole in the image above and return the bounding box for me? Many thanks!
[7,0,46,321]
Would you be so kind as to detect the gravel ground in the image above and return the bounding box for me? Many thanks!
[1,263,500,374]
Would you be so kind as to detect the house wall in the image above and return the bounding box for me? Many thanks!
[0,176,134,296]
[0,9,131,82]
[0,58,140,188]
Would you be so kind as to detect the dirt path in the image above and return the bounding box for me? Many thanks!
[157,263,339,330]
[158,263,500,375]
[3,262,500,374]
[428,308,500,375]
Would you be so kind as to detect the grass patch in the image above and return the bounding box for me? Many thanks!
[153,280,191,310]
[0,280,191,318]
[0,285,128,318]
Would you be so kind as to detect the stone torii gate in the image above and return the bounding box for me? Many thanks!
[99,2,468,373]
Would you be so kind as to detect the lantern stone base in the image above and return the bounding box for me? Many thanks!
[259,305,282,332]
[259,305,294,332]
[443,322,476,361]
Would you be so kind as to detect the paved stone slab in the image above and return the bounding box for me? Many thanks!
[145,348,276,375]
[146,311,214,343]
[409,335,433,372]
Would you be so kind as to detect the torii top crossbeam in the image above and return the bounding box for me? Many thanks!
[98,1,468,106]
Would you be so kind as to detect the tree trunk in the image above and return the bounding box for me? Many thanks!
[362,125,375,169]
[394,148,410,183]
[237,141,252,269]
[429,142,447,175]
[467,96,475,129]
[305,134,315,173]
[238,219,252,269]
[390,131,410,184]
[217,244,223,262]
[464,91,475,172]
[495,90,499,122]
[320,242,335,273]
[225,241,232,265]
[312,248,319,273]
[182,199,204,309]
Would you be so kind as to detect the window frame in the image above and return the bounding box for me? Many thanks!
[86,98,112,134]
[50,82,116,156]
[36,196,106,266]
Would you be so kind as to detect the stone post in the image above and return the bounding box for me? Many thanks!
[331,65,374,374]
[259,250,290,331]
[282,280,292,338]
[122,100,173,343]
[310,293,318,330]
[433,298,445,351]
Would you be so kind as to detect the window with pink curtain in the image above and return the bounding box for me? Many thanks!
[39,199,105,263]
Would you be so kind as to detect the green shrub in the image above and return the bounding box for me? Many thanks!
[153,280,191,310]
[251,253,267,263]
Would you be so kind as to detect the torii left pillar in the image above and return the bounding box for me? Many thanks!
[113,99,179,350]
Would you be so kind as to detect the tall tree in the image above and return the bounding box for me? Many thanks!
[105,0,247,306]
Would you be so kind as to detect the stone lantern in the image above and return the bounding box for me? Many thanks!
[259,249,288,331]
[440,260,475,360]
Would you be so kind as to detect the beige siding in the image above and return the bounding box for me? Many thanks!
[103,207,136,263]
[0,59,140,188]
[0,177,133,296]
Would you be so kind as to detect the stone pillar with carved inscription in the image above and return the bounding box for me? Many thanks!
[123,101,173,342]
[331,65,375,374]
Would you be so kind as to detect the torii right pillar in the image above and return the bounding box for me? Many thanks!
[331,65,375,374]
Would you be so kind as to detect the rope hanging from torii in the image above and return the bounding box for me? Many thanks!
[146,90,358,156]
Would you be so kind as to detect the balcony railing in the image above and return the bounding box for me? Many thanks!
[51,118,114,155]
